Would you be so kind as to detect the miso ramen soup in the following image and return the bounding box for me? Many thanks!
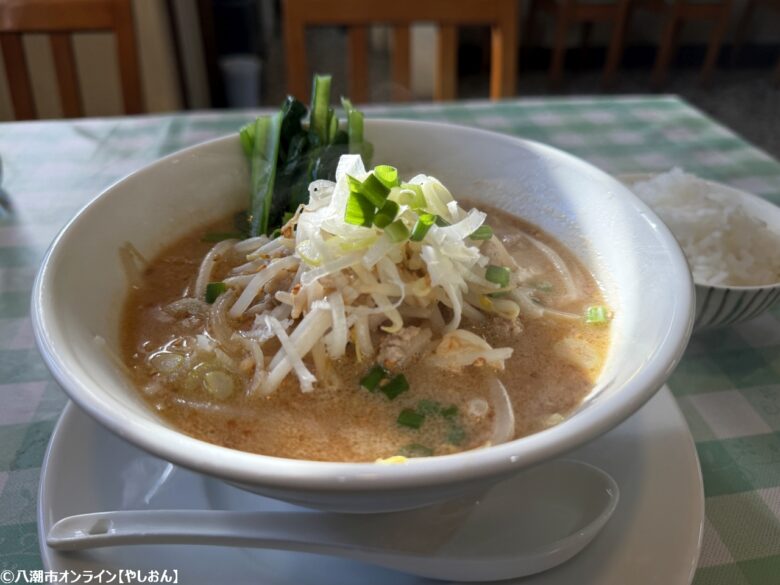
[121,161,611,462]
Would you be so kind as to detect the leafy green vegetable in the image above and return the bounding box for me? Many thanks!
[309,75,331,144]
[205,282,227,304]
[238,74,372,237]
[248,113,282,236]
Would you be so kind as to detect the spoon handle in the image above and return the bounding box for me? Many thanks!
[47,509,388,552]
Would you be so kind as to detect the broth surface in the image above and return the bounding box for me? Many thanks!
[122,205,610,461]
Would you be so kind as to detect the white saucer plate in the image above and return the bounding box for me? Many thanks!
[38,386,703,585]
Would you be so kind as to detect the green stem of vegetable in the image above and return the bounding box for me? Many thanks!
[310,75,332,144]
[239,122,256,157]
[249,113,283,236]
[327,108,338,143]
[341,97,365,156]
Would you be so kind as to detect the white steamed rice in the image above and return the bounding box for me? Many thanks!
[630,168,780,287]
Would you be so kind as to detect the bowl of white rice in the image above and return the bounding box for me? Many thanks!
[619,169,780,330]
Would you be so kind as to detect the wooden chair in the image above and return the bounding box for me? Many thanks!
[525,0,632,88]
[0,0,143,120]
[630,0,733,87]
[283,0,518,103]
[732,0,780,86]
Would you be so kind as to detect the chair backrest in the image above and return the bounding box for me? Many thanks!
[0,0,143,119]
[283,0,518,103]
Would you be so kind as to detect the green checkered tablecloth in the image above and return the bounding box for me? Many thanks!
[1,96,779,584]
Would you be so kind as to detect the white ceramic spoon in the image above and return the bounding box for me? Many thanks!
[47,459,618,582]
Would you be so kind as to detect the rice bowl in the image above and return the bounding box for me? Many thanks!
[620,171,780,330]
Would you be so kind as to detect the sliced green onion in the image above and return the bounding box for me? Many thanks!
[374,165,399,189]
[360,173,391,207]
[447,424,466,445]
[381,373,409,400]
[397,408,425,429]
[417,399,442,415]
[385,219,410,243]
[201,231,245,242]
[469,225,493,240]
[205,282,227,304]
[360,364,388,391]
[400,443,434,458]
[401,183,426,210]
[373,200,399,228]
[585,305,611,325]
[435,216,450,227]
[347,174,363,193]
[485,265,511,288]
[441,405,458,419]
[410,213,436,242]
[345,192,375,227]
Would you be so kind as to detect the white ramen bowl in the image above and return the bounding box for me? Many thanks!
[619,173,780,331]
[32,120,694,513]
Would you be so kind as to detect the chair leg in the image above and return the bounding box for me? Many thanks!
[774,54,780,87]
[525,0,540,49]
[698,3,731,86]
[602,0,631,88]
[731,0,756,66]
[435,25,458,101]
[549,8,570,88]
[579,22,593,69]
[652,12,682,88]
